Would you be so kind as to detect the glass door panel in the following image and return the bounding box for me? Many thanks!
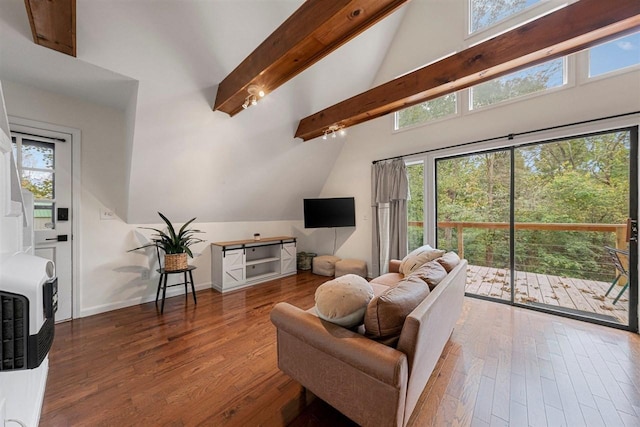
[436,150,512,302]
[407,161,425,251]
[514,130,635,327]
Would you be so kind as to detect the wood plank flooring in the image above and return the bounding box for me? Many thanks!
[40,271,640,426]
[466,264,630,325]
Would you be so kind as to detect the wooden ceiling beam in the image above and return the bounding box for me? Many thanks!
[24,0,76,56]
[213,0,409,116]
[295,0,640,141]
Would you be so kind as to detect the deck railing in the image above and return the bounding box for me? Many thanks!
[409,220,628,280]
[429,221,628,259]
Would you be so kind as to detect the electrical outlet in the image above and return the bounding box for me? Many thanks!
[141,270,150,280]
[100,208,116,220]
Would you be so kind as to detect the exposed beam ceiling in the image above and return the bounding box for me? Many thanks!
[213,0,409,116]
[296,0,640,141]
[24,0,76,56]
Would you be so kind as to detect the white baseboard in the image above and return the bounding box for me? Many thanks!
[79,282,212,318]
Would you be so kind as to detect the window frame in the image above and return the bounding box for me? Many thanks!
[468,56,569,112]
[585,31,640,81]
[393,92,461,132]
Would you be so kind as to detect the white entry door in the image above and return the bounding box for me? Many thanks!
[11,128,73,321]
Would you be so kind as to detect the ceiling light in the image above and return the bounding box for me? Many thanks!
[321,124,346,141]
[242,85,265,110]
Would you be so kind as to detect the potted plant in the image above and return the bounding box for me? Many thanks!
[130,212,205,271]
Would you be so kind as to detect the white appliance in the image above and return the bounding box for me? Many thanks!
[1,252,57,371]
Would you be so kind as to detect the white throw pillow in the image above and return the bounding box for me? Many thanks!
[399,245,445,276]
[314,274,374,328]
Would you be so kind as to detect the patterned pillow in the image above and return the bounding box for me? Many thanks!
[315,274,374,328]
[399,245,445,276]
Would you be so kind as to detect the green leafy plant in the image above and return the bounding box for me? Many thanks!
[130,212,205,257]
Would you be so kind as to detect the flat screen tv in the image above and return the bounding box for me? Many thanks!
[304,197,356,228]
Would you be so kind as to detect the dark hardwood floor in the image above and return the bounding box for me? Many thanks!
[40,272,640,426]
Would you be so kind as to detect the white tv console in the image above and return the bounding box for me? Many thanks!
[211,236,296,293]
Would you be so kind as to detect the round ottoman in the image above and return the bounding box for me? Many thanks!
[312,255,341,277]
[335,259,368,278]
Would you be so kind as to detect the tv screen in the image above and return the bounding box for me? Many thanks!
[303,197,356,228]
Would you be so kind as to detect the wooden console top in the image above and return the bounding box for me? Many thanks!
[211,235,295,247]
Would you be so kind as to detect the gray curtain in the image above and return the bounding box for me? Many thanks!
[371,159,409,276]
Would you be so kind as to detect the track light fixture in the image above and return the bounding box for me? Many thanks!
[241,85,265,109]
[322,124,346,140]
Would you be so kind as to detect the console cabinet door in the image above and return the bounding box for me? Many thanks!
[281,242,296,275]
[223,249,245,287]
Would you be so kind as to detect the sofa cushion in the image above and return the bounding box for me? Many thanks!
[399,245,445,276]
[435,251,461,273]
[411,260,448,290]
[370,272,404,288]
[364,275,430,339]
[314,274,374,328]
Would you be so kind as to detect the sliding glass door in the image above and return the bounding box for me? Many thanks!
[435,127,638,330]
[436,150,512,302]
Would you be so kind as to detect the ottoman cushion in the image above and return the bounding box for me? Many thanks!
[312,255,341,276]
[335,258,368,278]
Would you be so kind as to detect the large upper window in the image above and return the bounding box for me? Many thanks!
[395,93,457,130]
[470,58,564,110]
[589,32,640,78]
[470,0,543,34]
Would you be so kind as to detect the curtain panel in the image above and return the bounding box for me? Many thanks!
[371,159,409,276]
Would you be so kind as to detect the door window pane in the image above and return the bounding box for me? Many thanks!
[21,170,54,200]
[589,32,640,78]
[21,139,54,170]
[34,201,55,231]
[471,58,564,109]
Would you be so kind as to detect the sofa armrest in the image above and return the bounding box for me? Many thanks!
[389,259,402,273]
[271,302,409,426]
[270,302,407,387]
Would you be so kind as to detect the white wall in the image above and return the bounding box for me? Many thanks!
[1,80,307,317]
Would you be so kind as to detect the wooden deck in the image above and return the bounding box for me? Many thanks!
[466,264,630,326]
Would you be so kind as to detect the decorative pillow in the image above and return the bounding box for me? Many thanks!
[364,275,430,339]
[399,245,445,276]
[411,260,448,290]
[314,274,374,328]
[436,251,461,273]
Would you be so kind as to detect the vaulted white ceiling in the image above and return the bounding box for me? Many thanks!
[0,0,407,223]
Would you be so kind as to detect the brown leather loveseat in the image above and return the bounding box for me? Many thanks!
[270,257,467,426]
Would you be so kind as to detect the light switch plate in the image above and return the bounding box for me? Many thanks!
[100,208,116,220]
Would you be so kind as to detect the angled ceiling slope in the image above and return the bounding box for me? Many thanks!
[213,0,409,116]
[24,0,76,56]
[296,0,640,141]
